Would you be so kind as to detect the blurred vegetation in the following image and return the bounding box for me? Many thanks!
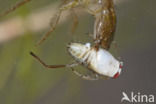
[0,0,156,104]
[0,0,84,104]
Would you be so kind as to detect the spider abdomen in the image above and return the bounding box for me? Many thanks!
[68,43,122,78]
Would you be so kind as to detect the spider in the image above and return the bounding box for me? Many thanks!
[1,0,123,80]
[0,0,116,48]
[30,42,123,80]
[30,0,123,80]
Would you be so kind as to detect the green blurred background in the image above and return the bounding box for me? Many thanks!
[0,0,156,104]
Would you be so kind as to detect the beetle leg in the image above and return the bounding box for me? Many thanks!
[111,41,122,61]
[59,0,79,11]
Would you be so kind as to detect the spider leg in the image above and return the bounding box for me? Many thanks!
[30,51,99,80]
[70,9,79,34]
[36,0,79,46]
[0,0,32,17]
[71,68,99,80]
[30,51,78,69]
[36,10,62,46]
